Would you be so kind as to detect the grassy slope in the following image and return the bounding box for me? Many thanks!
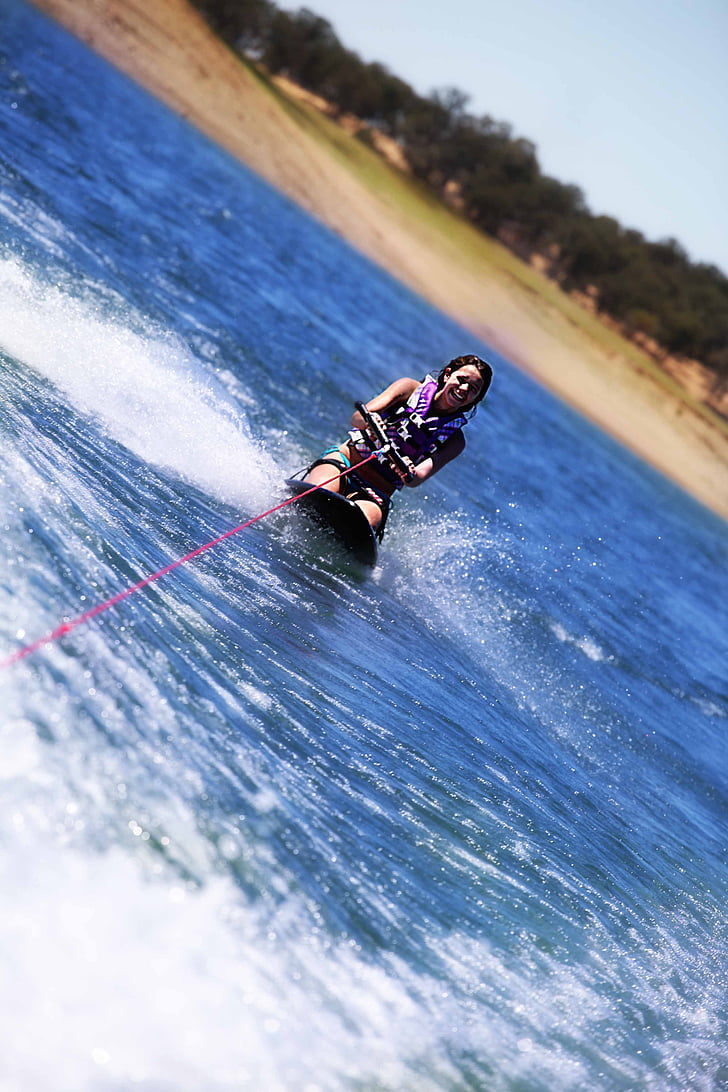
[262,68,726,432]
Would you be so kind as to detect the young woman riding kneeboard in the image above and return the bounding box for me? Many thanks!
[303,355,493,540]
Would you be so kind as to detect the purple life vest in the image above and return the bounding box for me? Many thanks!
[352,377,468,488]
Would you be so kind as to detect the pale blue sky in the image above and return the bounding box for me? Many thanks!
[304,0,728,274]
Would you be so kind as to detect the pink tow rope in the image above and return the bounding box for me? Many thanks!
[1,455,377,670]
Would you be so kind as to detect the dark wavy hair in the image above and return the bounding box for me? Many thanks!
[435,354,493,407]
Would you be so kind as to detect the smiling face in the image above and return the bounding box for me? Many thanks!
[433,364,486,414]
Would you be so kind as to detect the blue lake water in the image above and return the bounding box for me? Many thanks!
[1,2,727,1088]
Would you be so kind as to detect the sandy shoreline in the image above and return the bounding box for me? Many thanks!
[30,0,728,521]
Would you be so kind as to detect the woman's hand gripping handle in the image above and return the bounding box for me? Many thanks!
[354,401,416,483]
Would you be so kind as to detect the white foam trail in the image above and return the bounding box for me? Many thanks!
[550,621,609,662]
[0,258,276,509]
[0,830,456,1090]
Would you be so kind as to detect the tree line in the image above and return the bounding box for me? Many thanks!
[192,0,728,391]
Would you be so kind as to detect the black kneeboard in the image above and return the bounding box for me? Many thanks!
[285,477,378,566]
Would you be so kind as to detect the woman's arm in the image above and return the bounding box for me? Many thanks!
[404,430,466,487]
[350,377,419,429]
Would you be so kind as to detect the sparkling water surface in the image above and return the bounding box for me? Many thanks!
[1,3,727,1089]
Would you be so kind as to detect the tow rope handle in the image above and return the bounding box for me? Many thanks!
[354,401,413,481]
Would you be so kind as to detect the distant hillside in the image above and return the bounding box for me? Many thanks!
[192,0,728,412]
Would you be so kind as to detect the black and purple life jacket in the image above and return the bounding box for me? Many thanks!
[351,376,469,489]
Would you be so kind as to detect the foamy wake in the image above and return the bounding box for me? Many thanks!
[0,257,277,510]
[549,620,609,662]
